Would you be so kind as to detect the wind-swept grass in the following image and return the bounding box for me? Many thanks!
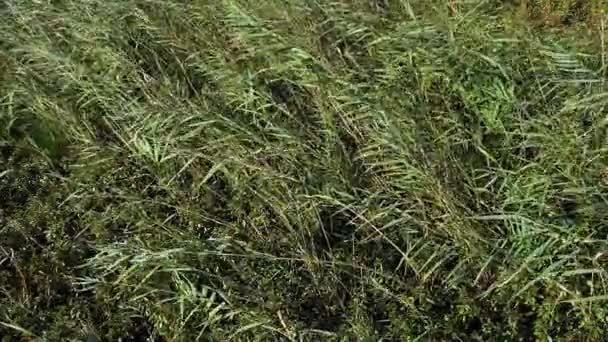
[1,0,608,340]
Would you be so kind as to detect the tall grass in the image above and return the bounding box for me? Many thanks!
[1,0,608,340]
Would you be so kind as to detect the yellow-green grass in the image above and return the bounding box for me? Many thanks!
[1,0,608,340]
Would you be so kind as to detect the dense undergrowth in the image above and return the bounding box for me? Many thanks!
[1,0,608,340]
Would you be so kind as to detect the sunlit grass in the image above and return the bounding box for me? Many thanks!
[1,0,608,340]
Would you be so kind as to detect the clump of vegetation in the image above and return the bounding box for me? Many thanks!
[522,0,605,28]
[1,0,608,340]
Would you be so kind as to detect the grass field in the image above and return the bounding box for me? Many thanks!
[1,0,608,340]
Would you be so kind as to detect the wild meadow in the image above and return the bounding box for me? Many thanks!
[1,0,608,340]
